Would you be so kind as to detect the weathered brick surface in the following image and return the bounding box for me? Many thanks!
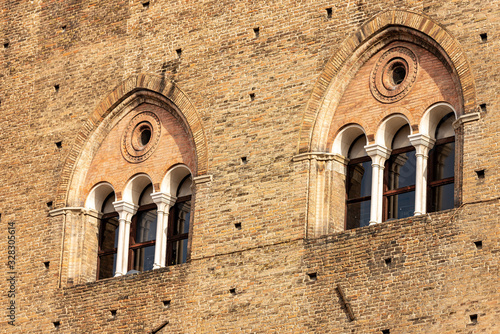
[0,0,498,333]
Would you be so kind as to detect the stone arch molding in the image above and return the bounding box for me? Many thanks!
[297,9,477,154]
[57,73,208,208]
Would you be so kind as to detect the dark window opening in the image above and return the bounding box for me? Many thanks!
[427,113,455,213]
[392,65,406,85]
[129,184,157,273]
[384,125,416,221]
[346,135,371,229]
[167,175,192,266]
[474,241,483,249]
[97,192,119,280]
[480,33,487,42]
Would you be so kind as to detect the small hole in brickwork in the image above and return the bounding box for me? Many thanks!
[253,27,260,38]
[249,93,255,101]
[241,156,248,164]
[56,141,62,149]
[470,314,478,324]
[110,310,117,318]
[480,33,487,42]
[229,288,237,295]
[234,222,242,229]
[4,42,9,48]
[176,48,182,58]
[61,26,66,32]
[54,85,60,92]
[326,8,332,18]
[480,103,487,112]
[384,258,392,266]
[142,1,150,9]
[474,241,483,249]
[382,330,390,334]
[46,201,53,209]
[44,261,50,269]
[53,321,60,329]
[162,300,171,308]
[475,169,485,179]
[307,272,317,281]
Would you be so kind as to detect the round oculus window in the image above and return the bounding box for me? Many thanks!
[121,111,161,163]
[370,46,418,103]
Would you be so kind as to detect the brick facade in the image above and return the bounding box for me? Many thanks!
[0,1,498,333]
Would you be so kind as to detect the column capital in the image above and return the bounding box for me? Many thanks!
[151,192,177,212]
[408,133,436,155]
[364,144,391,166]
[112,200,138,222]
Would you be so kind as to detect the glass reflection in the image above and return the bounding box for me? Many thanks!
[132,209,157,272]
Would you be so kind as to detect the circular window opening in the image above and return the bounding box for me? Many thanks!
[131,121,153,151]
[391,64,406,86]
[140,128,152,146]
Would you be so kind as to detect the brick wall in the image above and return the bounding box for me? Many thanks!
[0,0,498,333]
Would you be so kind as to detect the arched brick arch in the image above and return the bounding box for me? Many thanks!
[297,9,477,154]
[55,73,208,208]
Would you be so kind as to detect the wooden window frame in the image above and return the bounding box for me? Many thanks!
[427,136,455,212]
[166,195,191,266]
[127,202,157,272]
[382,145,416,222]
[345,155,372,230]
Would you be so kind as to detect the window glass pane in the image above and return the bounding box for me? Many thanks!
[100,217,119,250]
[173,201,191,235]
[170,239,188,265]
[430,142,454,181]
[348,135,368,159]
[386,190,415,220]
[99,253,116,280]
[133,245,155,272]
[430,183,454,212]
[347,160,372,199]
[135,209,157,243]
[346,200,371,230]
[177,176,193,197]
[139,184,154,206]
[435,113,455,140]
[392,125,411,149]
[387,150,416,190]
[102,192,116,214]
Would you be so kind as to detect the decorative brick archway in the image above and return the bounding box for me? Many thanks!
[297,9,477,154]
[55,73,208,208]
